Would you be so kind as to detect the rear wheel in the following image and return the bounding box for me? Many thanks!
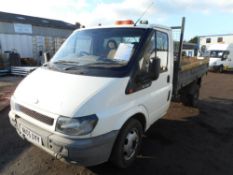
[219,65,224,73]
[110,119,143,168]
[180,83,200,107]
[188,86,199,106]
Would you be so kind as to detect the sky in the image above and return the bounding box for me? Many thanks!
[0,0,233,40]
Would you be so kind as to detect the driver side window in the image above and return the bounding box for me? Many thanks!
[223,51,230,60]
[139,30,169,73]
[157,31,168,72]
[139,33,156,73]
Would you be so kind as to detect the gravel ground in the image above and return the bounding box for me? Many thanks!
[0,72,233,175]
[0,76,23,111]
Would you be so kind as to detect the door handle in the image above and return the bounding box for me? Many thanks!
[167,75,170,83]
[167,90,171,101]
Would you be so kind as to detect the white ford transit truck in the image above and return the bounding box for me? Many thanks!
[9,18,208,168]
[206,44,233,72]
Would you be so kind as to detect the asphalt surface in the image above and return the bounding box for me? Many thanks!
[0,72,233,175]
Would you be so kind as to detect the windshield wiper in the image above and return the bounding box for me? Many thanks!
[86,62,127,68]
[63,65,82,70]
[53,60,79,65]
[42,63,49,67]
[111,59,127,63]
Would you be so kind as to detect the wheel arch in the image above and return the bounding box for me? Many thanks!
[123,113,147,132]
[117,105,149,133]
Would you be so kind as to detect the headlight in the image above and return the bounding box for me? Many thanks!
[56,115,98,136]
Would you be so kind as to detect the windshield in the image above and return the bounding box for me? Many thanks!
[50,28,146,70]
[209,50,224,58]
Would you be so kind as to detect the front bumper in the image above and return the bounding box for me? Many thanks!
[9,110,118,166]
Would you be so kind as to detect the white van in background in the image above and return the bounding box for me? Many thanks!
[207,44,233,72]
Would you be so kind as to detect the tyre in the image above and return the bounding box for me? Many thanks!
[219,65,224,73]
[110,119,143,168]
[188,86,199,107]
[180,83,200,107]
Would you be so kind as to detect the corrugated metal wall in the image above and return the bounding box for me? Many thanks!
[0,21,73,61]
[31,36,65,62]
[0,22,73,38]
[0,34,33,57]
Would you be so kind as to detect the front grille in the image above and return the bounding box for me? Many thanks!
[17,104,54,126]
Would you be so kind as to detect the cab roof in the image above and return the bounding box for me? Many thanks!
[77,24,172,32]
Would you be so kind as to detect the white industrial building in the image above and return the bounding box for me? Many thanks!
[199,34,233,52]
[0,11,77,63]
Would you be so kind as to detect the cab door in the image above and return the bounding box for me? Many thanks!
[226,51,233,69]
[134,29,172,124]
[221,50,232,70]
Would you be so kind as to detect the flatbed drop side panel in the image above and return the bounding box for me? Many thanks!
[171,17,209,99]
[177,58,209,91]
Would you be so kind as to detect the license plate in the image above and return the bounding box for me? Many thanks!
[20,125,42,145]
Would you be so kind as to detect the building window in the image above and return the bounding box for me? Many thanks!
[206,38,211,43]
[218,37,223,43]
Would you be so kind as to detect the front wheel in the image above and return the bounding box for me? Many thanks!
[110,119,143,168]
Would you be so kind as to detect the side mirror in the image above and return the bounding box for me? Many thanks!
[222,54,228,61]
[149,58,160,80]
[135,58,160,85]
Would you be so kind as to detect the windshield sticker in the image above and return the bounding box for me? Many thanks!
[114,43,134,61]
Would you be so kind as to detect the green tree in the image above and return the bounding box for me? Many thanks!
[189,36,198,44]
[75,22,81,29]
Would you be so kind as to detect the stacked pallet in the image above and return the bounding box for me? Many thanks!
[11,66,37,76]
[21,58,37,66]
[0,69,10,76]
